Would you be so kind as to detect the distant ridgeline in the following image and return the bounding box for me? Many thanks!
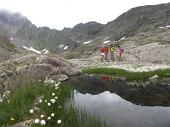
[0,2,170,57]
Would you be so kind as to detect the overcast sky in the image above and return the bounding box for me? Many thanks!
[0,0,169,30]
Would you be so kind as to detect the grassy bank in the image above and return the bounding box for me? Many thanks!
[83,67,170,81]
[0,81,105,127]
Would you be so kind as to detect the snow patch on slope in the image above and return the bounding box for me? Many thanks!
[103,40,111,44]
[23,46,49,54]
[64,46,68,50]
[83,40,92,44]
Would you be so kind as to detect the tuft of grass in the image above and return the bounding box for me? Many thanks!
[0,81,105,127]
[83,67,170,81]
[64,51,81,59]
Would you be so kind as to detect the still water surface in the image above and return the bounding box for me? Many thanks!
[66,74,170,127]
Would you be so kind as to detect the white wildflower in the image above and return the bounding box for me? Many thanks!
[41,115,44,118]
[55,87,59,90]
[54,82,60,87]
[29,109,34,114]
[45,100,47,103]
[47,103,51,106]
[50,99,56,103]
[39,99,42,103]
[57,120,61,124]
[47,116,51,120]
[44,77,56,85]
[40,120,46,125]
[34,119,40,124]
[6,90,10,93]
[52,93,55,96]
[58,106,61,109]
[51,113,55,117]
[55,96,58,99]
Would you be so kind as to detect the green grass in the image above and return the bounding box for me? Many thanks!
[64,51,81,59]
[83,67,170,81]
[0,36,17,52]
[0,81,105,127]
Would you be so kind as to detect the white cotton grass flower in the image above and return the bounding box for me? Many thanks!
[51,113,55,117]
[34,119,40,124]
[54,82,60,87]
[45,100,47,103]
[55,96,58,99]
[57,120,62,124]
[55,87,59,90]
[47,116,51,120]
[0,99,3,102]
[6,90,10,93]
[39,99,43,103]
[41,115,44,118]
[29,109,34,114]
[40,120,46,125]
[52,93,55,96]
[44,77,56,85]
[48,103,51,106]
[50,99,56,103]
[58,106,61,109]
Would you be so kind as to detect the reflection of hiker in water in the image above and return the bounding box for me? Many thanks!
[116,45,124,61]
[109,44,115,61]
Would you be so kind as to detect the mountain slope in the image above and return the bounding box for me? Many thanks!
[103,3,170,40]
[0,36,17,61]
[0,2,170,59]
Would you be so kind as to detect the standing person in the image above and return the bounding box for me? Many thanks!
[104,46,109,61]
[116,45,124,61]
[100,46,105,62]
[109,44,115,61]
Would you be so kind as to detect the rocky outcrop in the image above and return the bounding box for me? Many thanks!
[0,54,81,93]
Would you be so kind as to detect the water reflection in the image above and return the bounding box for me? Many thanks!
[66,74,170,106]
[73,91,170,127]
[65,74,170,127]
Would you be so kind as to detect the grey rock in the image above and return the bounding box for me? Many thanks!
[0,54,80,92]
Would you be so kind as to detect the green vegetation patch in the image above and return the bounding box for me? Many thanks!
[0,81,105,127]
[64,51,81,59]
[83,67,170,81]
[0,36,17,52]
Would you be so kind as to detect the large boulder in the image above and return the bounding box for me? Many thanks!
[0,54,81,93]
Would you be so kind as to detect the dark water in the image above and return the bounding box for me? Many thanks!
[66,74,170,127]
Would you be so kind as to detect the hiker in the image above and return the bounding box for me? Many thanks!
[100,46,105,62]
[109,44,115,61]
[104,46,109,61]
[116,45,124,61]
